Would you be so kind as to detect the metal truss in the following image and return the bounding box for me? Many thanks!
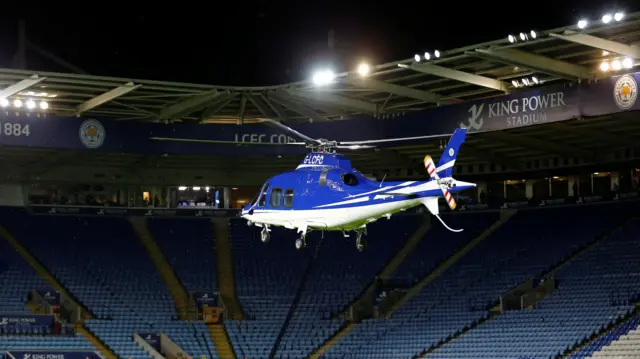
[0,12,639,124]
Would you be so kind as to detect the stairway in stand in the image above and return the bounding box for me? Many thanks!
[77,326,118,359]
[211,218,244,320]
[209,324,236,359]
[128,216,194,320]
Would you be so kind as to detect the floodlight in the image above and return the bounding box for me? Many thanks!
[600,62,610,71]
[622,57,633,69]
[357,62,371,76]
[577,19,588,29]
[602,14,612,24]
[39,101,49,110]
[312,70,335,86]
[611,60,621,71]
[614,12,624,21]
[0,98,8,107]
[13,99,22,108]
[26,99,36,109]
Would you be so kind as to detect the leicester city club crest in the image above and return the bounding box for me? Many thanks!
[613,74,638,110]
[79,119,106,149]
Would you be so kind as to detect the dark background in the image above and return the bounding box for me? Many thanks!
[0,0,636,85]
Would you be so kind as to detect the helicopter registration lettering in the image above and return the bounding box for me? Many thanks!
[234,133,296,144]
[303,154,324,165]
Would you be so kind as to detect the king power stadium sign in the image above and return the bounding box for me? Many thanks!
[461,91,567,131]
[0,72,636,156]
[5,352,101,359]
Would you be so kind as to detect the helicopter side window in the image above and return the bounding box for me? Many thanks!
[284,189,294,208]
[270,188,283,207]
[257,183,270,207]
[319,169,329,186]
[341,173,359,186]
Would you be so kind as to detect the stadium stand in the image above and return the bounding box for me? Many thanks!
[320,201,637,359]
[224,221,314,359]
[0,226,96,355]
[0,198,638,359]
[570,315,640,358]
[147,218,218,296]
[274,215,423,359]
[0,212,218,359]
[426,214,640,359]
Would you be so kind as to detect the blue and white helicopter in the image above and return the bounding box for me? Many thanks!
[152,119,476,251]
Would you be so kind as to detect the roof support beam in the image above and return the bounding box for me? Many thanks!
[343,75,440,103]
[399,63,510,92]
[76,82,141,114]
[487,132,597,162]
[237,95,247,124]
[284,88,379,114]
[269,95,326,122]
[550,32,640,58]
[262,95,288,121]
[247,94,277,119]
[469,48,593,81]
[159,90,224,120]
[0,74,46,99]
[199,94,236,123]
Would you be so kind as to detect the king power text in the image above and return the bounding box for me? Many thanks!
[488,92,566,127]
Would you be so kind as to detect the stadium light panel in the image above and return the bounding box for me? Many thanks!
[614,12,624,21]
[424,52,431,60]
[508,34,516,43]
[602,14,612,24]
[26,99,36,109]
[39,101,48,110]
[434,50,440,58]
[414,54,421,62]
[600,61,610,71]
[13,99,22,108]
[178,186,187,191]
[577,19,588,29]
[622,57,633,69]
[530,30,537,39]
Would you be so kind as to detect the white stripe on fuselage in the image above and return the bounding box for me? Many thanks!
[243,198,426,231]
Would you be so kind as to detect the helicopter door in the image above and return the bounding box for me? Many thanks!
[255,182,270,207]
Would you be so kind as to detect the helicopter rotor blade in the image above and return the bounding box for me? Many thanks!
[149,137,307,146]
[338,133,453,146]
[335,144,376,150]
[256,118,322,144]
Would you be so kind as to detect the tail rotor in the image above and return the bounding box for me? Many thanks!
[424,155,457,211]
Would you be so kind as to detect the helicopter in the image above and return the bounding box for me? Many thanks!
[151,118,476,251]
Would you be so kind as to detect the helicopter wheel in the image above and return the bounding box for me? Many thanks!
[260,228,270,244]
[295,237,306,250]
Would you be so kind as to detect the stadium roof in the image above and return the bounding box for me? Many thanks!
[2,11,640,124]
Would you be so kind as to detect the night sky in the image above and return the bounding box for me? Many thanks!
[0,1,637,86]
